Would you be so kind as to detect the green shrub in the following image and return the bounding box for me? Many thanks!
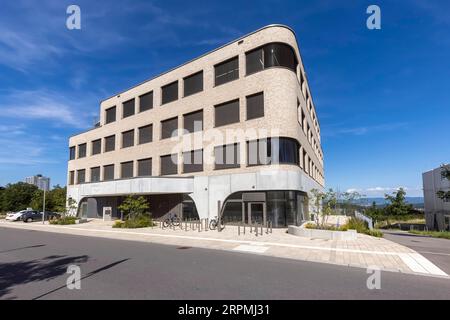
[304,222,348,231]
[345,217,369,233]
[50,216,77,225]
[363,229,383,238]
[113,216,155,229]
[409,230,450,240]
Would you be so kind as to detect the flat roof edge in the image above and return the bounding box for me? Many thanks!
[100,24,297,104]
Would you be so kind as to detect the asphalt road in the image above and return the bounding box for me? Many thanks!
[1,226,450,300]
[383,229,450,275]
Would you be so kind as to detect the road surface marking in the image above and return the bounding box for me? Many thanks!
[399,253,447,276]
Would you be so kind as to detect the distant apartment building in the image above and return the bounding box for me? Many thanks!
[423,165,450,231]
[67,25,324,227]
[25,174,50,191]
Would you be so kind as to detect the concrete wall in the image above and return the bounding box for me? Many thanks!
[423,167,450,230]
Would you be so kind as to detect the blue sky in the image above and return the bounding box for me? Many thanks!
[0,0,449,197]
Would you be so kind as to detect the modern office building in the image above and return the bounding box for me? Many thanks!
[25,174,50,191]
[67,25,324,227]
[423,165,450,231]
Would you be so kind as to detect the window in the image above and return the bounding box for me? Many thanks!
[91,139,101,155]
[77,169,85,184]
[183,110,203,133]
[90,167,100,182]
[214,143,240,170]
[246,92,264,120]
[302,150,308,173]
[246,43,298,75]
[69,146,75,160]
[215,99,239,127]
[105,106,116,124]
[104,135,115,152]
[184,71,203,97]
[215,56,239,86]
[69,171,74,185]
[161,81,178,105]
[103,164,114,181]
[300,71,305,90]
[183,149,203,173]
[121,161,134,178]
[122,129,134,148]
[247,138,299,166]
[138,158,152,176]
[138,124,153,144]
[160,154,178,175]
[139,91,153,112]
[123,99,135,118]
[161,117,178,140]
[78,143,86,158]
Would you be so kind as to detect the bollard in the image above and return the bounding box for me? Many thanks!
[244,223,246,235]
[198,219,201,232]
[238,224,240,236]
[260,223,263,235]
[205,218,209,232]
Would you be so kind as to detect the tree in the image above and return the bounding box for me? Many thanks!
[50,185,67,213]
[1,182,38,212]
[309,188,337,227]
[341,191,362,215]
[365,201,384,219]
[384,188,413,216]
[0,186,5,212]
[66,197,78,217]
[437,164,450,201]
[118,195,150,220]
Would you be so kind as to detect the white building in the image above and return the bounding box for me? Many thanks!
[423,165,450,231]
[25,174,50,191]
[67,25,324,227]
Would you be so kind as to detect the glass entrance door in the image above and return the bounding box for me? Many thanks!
[247,202,266,225]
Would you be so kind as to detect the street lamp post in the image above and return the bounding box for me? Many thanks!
[42,184,47,224]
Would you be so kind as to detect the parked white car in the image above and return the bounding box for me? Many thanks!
[6,210,28,221]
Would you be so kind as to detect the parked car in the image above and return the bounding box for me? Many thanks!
[22,211,61,223]
[6,210,29,221]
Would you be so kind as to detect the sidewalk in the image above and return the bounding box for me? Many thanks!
[1,219,448,278]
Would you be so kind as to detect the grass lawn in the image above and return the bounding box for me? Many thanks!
[409,230,450,240]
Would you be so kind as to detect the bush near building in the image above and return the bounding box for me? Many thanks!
[49,216,77,225]
[113,195,155,229]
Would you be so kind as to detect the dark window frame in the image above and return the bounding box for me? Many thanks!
[90,167,101,182]
[161,116,178,140]
[183,149,204,173]
[245,42,298,76]
[120,161,134,179]
[77,143,87,159]
[139,91,153,113]
[105,106,116,124]
[214,143,240,170]
[103,164,115,181]
[246,92,264,120]
[137,158,152,177]
[183,71,204,97]
[138,124,153,145]
[122,98,135,119]
[183,109,203,134]
[214,99,240,128]
[69,146,76,160]
[76,169,86,184]
[104,135,116,152]
[160,154,178,176]
[214,56,239,87]
[161,81,179,105]
[121,129,135,149]
[91,139,101,155]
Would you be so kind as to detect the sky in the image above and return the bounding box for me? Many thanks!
[0,0,449,197]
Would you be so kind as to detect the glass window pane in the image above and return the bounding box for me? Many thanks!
[77,169,85,184]
[91,139,101,155]
[183,110,203,133]
[183,149,203,173]
[78,143,86,158]
[214,143,240,169]
[184,71,203,97]
[121,161,133,178]
[161,117,178,139]
[161,81,178,105]
[103,164,114,181]
[123,99,135,118]
[104,135,115,152]
[215,99,239,127]
[138,158,152,176]
[69,146,76,160]
[139,91,153,112]
[160,154,178,175]
[122,130,134,148]
[215,57,239,86]
[105,106,116,124]
[139,124,153,144]
[90,167,100,182]
[246,92,264,120]
[246,48,264,75]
